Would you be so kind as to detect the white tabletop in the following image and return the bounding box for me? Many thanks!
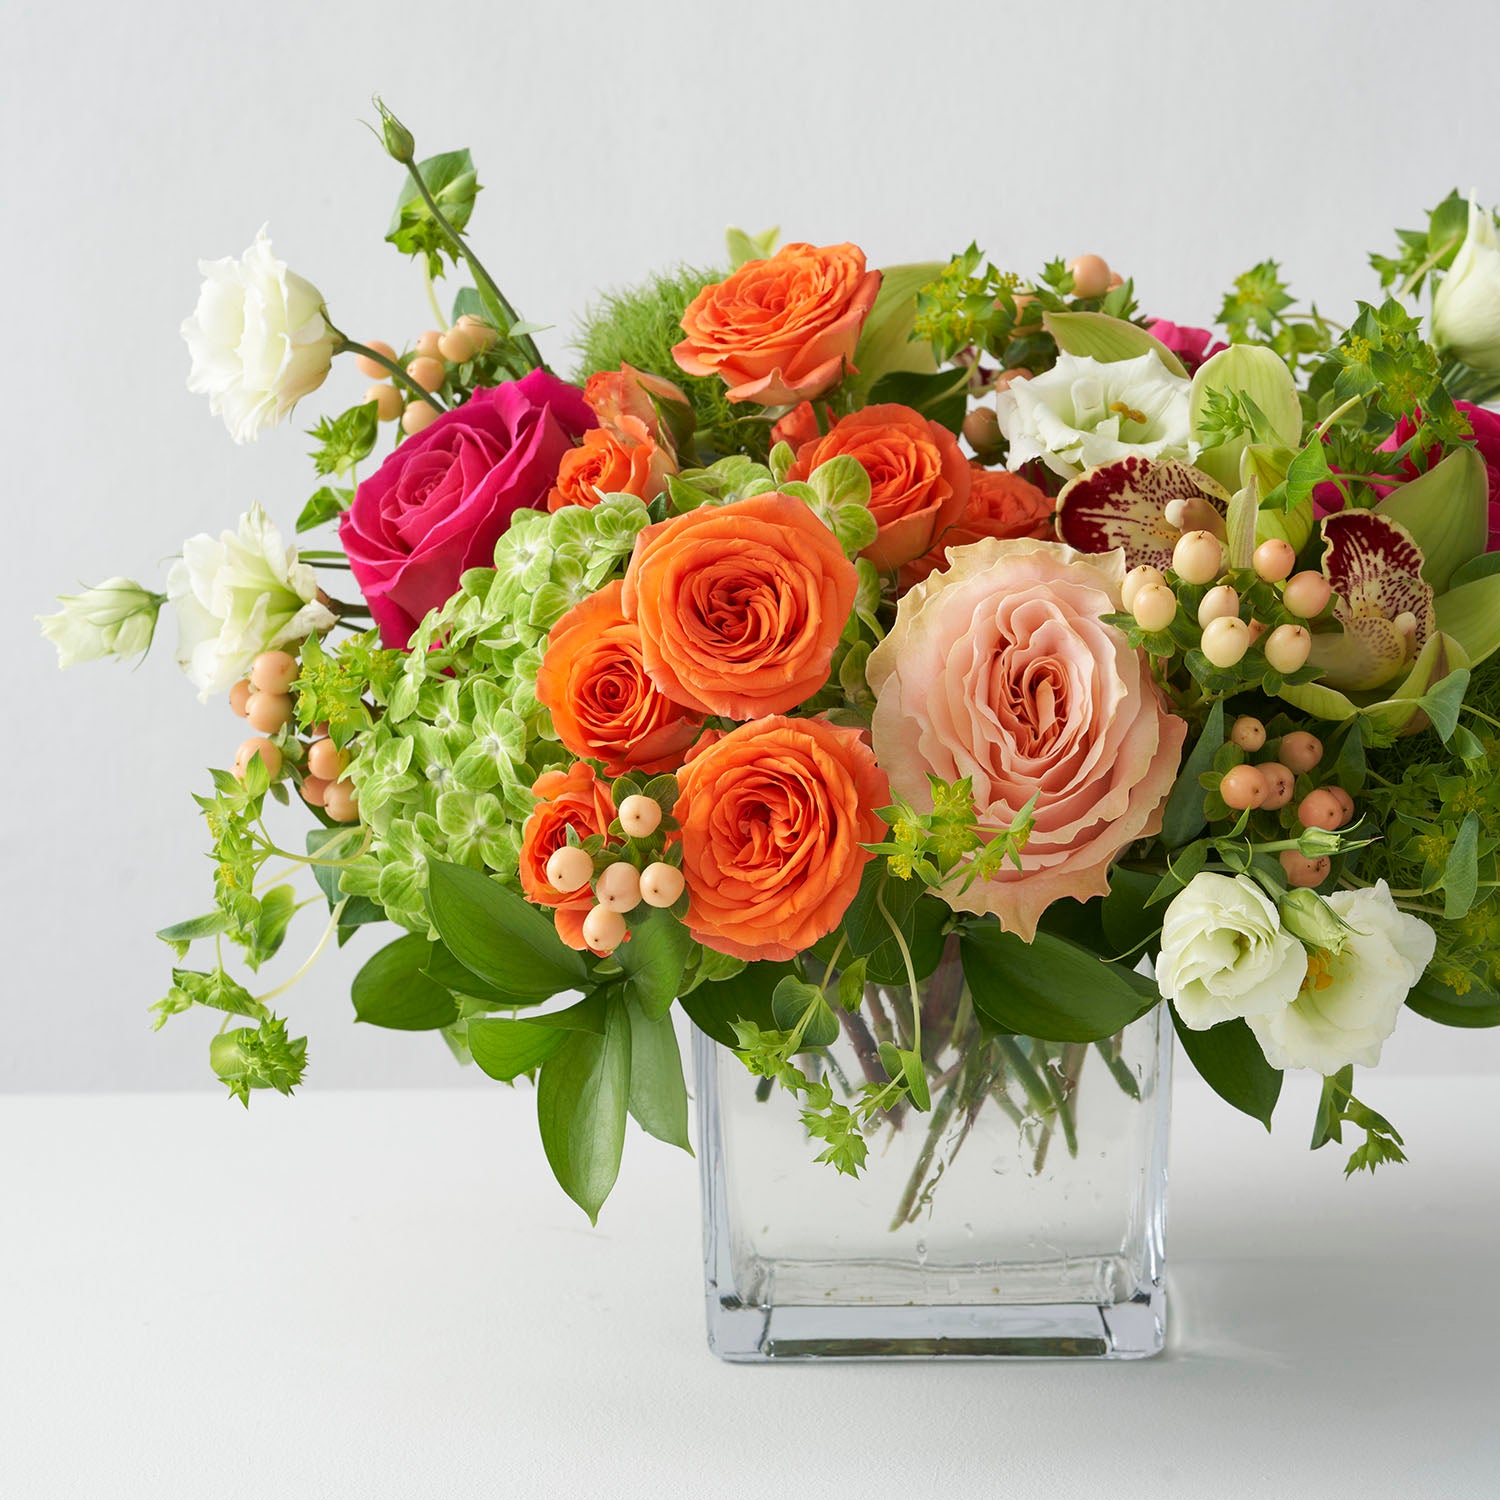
[2,1067,1495,1500]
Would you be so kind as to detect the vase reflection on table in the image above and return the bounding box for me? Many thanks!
[696,942,1171,1361]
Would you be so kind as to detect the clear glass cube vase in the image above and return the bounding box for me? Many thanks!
[694,942,1171,1361]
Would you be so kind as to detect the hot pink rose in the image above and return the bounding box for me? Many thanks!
[340,370,595,647]
[867,538,1187,940]
[1385,402,1500,551]
[1144,319,1226,374]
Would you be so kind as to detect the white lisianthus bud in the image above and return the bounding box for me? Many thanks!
[1156,872,1308,1030]
[1431,196,1500,375]
[37,578,163,668]
[167,504,335,701]
[1247,881,1435,1073]
[181,226,336,443]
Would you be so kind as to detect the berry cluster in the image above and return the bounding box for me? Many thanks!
[545,792,685,956]
[355,315,499,435]
[227,649,359,823]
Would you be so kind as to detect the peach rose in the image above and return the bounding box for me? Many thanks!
[535,581,702,775]
[770,400,830,449]
[900,465,1055,589]
[547,418,673,512]
[786,403,971,571]
[621,492,857,719]
[583,361,690,445]
[519,763,617,950]
[673,243,882,406]
[867,538,1187,941]
[675,715,890,962]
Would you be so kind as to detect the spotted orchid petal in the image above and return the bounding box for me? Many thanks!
[1306,511,1435,692]
[1056,457,1229,571]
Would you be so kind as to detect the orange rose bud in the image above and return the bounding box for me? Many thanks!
[622,492,857,719]
[770,401,828,450]
[547,418,674,512]
[583,361,690,444]
[673,243,882,406]
[536,581,703,776]
[785,403,971,572]
[519,764,618,951]
[675,716,890,962]
[900,465,1055,589]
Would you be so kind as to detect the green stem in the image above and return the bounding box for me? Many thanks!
[399,162,546,372]
[876,885,922,1061]
[422,260,446,330]
[328,328,444,413]
[253,902,344,1006]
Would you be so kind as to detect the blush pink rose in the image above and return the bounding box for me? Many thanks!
[867,537,1187,940]
[340,370,595,648]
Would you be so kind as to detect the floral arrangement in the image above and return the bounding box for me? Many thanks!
[41,104,1500,1221]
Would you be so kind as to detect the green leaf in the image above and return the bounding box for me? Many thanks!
[725,224,778,269]
[1310,1065,1354,1150]
[1375,447,1487,592]
[615,909,693,1020]
[1418,667,1471,743]
[625,1002,691,1150]
[961,922,1159,1043]
[1160,700,1225,847]
[466,999,605,1081]
[1169,1006,1282,1128]
[836,956,868,1013]
[1435,571,1500,666]
[296,485,353,534]
[246,885,298,970]
[772,976,840,1048]
[1443,812,1481,920]
[679,960,790,1047]
[836,863,947,986]
[386,149,479,274]
[898,1047,931,1112]
[1406,969,1500,1028]
[156,911,230,960]
[846,261,943,401]
[426,860,588,1001]
[865,368,970,435]
[1042,310,1189,377]
[351,934,460,1031]
[1100,867,1163,960]
[536,995,632,1223]
[421,942,540,1008]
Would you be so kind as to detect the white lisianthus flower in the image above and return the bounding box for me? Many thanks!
[167,504,335,701]
[1157,872,1308,1029]
[1247,881,1436,1073]
[37,578,163,668]
[995,351,1196,479]
[1431,196,1500,375]
[181,226,336,443]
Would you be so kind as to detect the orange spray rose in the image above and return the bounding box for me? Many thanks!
[900,464,1055,589]
[621,492,857,719]
[519,763,617,950]
[583,362,690,444]
[535,581,702,775]
[547,418,673,511]
[674,715,890,962]
[673,243,882,406]
[786,403,972,571]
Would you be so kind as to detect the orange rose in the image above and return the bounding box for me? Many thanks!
[675,715,890,962]
[583,361,690,445]
[535,581,703,775]
[673,243,882,406]
[547,418,673,512]
[621,493,857,719]
[519,763,617,950]
[900,464,1055,589]
[786,403,971,571]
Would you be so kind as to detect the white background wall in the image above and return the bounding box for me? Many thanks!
[5,0,1496,1091]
